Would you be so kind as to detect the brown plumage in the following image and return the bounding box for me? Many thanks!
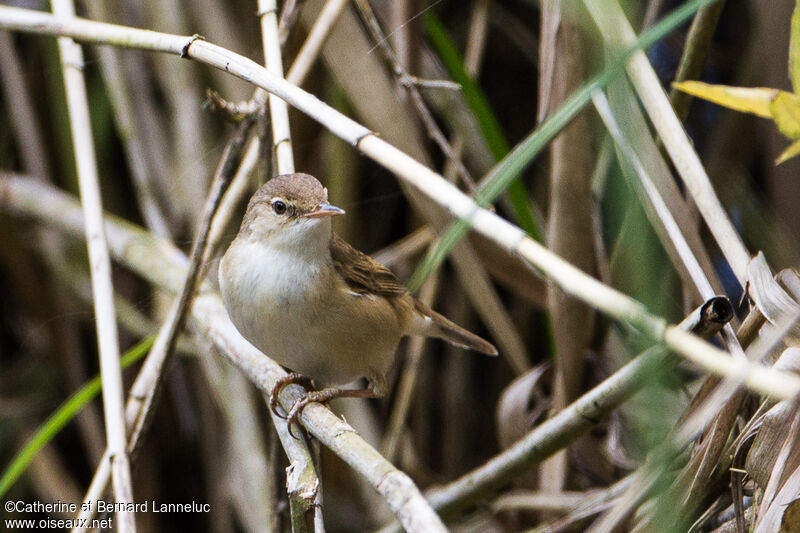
[330,233,498,356]
[219,173,497,410]
[330,234,407,298]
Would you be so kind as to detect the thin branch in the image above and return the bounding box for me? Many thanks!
[669,0,728,121]
[259,0,295,174]
[491,490,586,514]
[287,0,349,86]
[0,175,447,533]
[371,226,435,266]
[125,119,255,456]
[269,406,321,533]
[50,1,134,531]
[352,0,475,189]
[525,475,635,532]
[205,137,264,263]
[277,0,306,47]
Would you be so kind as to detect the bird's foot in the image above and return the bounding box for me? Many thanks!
[285,388,378,439]
[269,373,314,418]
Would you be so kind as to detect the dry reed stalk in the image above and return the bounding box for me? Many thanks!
[538,0,597,495]
[73,121,255,531]
[50,1,134,531]
[259,0,295,174]
[84,2,172,238]
[0,29,107,464]
[257,3,323,528]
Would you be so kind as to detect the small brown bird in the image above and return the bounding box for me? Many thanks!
[219,173,497,423]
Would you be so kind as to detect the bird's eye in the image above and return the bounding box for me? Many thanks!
[272,200,287,215]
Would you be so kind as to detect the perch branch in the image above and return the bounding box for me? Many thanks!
[0,175,447,533]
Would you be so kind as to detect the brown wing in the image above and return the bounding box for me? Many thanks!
[330,233,406,298]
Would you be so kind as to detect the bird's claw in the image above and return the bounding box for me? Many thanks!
[284,388,341,438]
[285,396,315,438]
[269,373,313,419]
[284,388,377,439]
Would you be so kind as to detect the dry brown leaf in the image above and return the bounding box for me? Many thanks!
[748,253,800,344]
[746,348,800,490]
[756,463,800,532]
[779,498,800,533]
[496,363,552,450]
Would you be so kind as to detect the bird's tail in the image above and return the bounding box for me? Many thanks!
[413,301,498,355]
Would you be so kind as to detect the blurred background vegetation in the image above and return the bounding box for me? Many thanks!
[1,0,799,531]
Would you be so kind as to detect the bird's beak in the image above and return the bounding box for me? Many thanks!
[304,202,345,219]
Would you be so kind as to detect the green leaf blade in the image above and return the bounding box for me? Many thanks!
[0,336,155,498]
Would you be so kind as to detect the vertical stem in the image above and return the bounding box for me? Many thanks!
[669,0,728,121]
[50,1,134,531]
[259,0,295,174]
[287,0,349,86]
[539,0,597,495]
[583,0,750,285]
[257,1,321,529]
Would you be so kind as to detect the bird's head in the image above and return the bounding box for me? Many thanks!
[239,173,344,254]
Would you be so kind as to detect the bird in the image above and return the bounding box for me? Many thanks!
[219,173,497,427]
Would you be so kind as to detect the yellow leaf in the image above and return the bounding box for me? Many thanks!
[672,81,779,118]
[776,140,800,165]
[791,0,800,95]
[770,91,800,139]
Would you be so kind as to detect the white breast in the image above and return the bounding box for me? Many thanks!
[220,238,324,346]
[219,232,404,392]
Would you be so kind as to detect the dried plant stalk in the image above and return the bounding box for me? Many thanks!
[50,1,134,530]
[259,0,295,174]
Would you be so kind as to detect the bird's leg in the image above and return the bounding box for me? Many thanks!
[269,372,314,418]
[286,388,378,438]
